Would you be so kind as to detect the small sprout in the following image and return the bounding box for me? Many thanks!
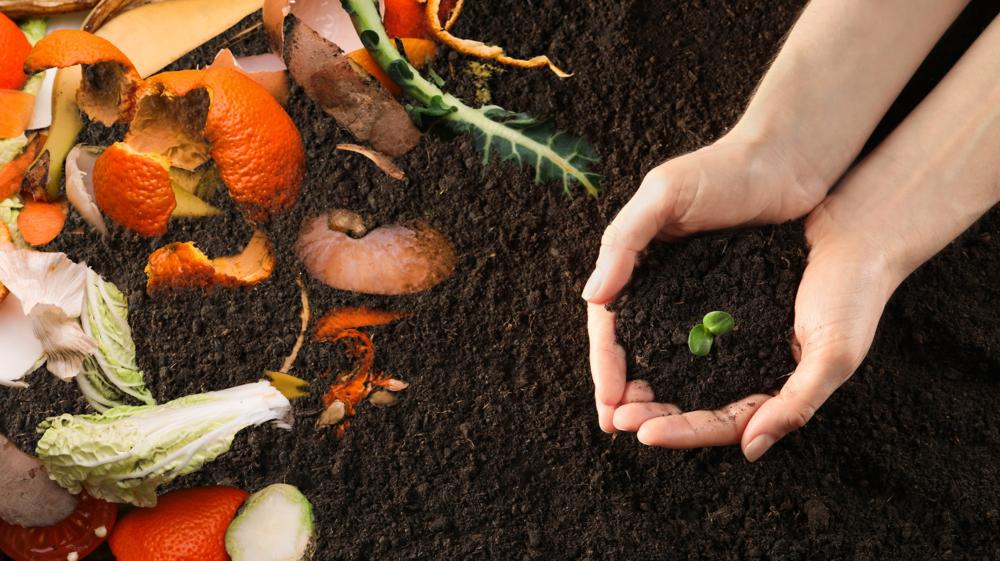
[688,324,713,357]
[702,311,734,336]
[688,311,735,356]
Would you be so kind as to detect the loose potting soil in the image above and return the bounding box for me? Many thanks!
[2,1,999,560]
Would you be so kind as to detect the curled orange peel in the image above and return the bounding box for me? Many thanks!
[423,0,572,78]
[92,142,175,237]
[145,229,276,294]
[24,29,144,125]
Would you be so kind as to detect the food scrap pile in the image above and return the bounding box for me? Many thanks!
[0,0,595,558]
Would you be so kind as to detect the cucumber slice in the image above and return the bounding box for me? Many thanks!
[225,484,315,561]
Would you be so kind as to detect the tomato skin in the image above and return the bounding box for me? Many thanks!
[0,493,117,561]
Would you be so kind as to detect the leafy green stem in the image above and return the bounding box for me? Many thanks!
[342,0,600,195]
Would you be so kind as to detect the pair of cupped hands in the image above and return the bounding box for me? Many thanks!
[583,1,1000,462]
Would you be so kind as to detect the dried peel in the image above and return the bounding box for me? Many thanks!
[145,229,276,294]
[24,29,144,125]
[210,49,289,105]
[335,143,405,180]
[283,15,421,158]
[296,209,456,295]
[423,0,571,78]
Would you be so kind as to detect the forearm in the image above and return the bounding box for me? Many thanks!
[729,0,969,189]
[813,17,1000,284]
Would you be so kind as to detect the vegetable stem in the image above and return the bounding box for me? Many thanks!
[343,0,600,195]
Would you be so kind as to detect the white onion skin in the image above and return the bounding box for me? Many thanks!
[296,211,455,295]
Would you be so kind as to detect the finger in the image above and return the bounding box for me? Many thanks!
[582,169,678,304]
[612,401,682,432]
[635,395,770,448]
[622,379,655,404]
[587,303,626,432]
[741,352,855,462]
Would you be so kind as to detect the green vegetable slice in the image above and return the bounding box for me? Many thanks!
[226,484,315,561]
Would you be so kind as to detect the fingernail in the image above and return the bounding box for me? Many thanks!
[743,434,776,463]
[581,268,603,300]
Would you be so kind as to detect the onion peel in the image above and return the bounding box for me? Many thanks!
[335,143,406,180]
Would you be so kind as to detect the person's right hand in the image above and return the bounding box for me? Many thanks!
[584,133,829,433]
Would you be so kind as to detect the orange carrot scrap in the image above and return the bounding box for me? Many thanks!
[0,133,46,201]
[0,90,34,139]
[348,37,437,96]
[314,307,407,340]
[17,199,68,247]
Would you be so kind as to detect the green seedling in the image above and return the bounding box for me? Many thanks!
[688,311,735,356]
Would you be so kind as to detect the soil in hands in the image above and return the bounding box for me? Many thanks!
[2,1,999,560]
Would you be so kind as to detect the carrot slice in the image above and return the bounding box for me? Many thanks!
[0,90,35,138]
[0,133,47,201]
[17,199,68,247]
[314,307,407,340]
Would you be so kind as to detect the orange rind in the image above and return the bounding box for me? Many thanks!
[0,90,34,139]
[24,29,143,125]
[133,67,305,223]
[314,307,407,340]
[91,142,175,237]
[145,229,276,294]
[0,12,31,90]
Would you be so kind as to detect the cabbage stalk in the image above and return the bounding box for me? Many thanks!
[37,382,292,507]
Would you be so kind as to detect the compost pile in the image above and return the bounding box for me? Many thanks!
[2,0,999,560]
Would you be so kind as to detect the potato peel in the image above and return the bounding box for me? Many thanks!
[423,0,571,78]
[145,229,276,294]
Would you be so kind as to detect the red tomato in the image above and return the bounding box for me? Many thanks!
[0,493,118,561]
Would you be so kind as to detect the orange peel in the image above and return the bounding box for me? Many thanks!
[145,229,276,294]
[136,68,305,223]
[24,29,144,125]
[423,0,571,78]
[0,90,34,139]
[314,307,407,339]
[91,142,175,237]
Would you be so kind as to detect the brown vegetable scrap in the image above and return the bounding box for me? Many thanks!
[281,15,421,158]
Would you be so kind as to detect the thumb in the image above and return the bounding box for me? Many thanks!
[582,166,685,304]
[740,348,858,462]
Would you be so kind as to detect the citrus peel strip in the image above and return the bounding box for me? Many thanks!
[423,0,571,78]
[145,229,276,294]
[314,307,407,339]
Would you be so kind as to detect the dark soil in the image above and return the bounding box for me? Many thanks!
[3,1,1000,560]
